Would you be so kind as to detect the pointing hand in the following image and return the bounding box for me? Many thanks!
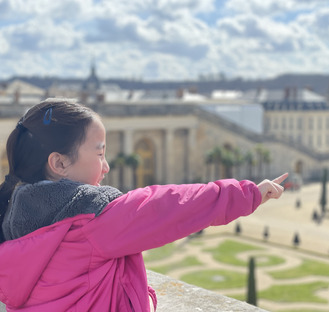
[257,173,289,204]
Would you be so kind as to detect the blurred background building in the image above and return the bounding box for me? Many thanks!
[1,65,329,190]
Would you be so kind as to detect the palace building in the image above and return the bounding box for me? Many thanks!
[1,71,329,190]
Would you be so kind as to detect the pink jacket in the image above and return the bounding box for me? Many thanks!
[0,179,261,311]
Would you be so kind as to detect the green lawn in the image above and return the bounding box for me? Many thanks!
[143,242,178,262]
[228,281,329,305]
[277,310,327,312]
[180,269,246,290]
[204,239,263,266]
[270,259,329,279]
[149,256,203,275]
[258,281,329,303]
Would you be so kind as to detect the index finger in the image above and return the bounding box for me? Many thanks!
[272,172,289,185]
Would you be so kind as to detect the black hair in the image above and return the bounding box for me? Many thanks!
[0,98,97,242]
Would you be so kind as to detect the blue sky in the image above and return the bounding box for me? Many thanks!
[0,0,328,81]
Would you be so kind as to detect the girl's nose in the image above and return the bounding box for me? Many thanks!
[103,159,110,173]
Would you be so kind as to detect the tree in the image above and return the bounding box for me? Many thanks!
[205,146,223,180]
[263,226,269,241]
[293,232,300,248]
[295,198,301,209]
[254,144,271,181]
[246,257,257,306]
[263,149,271,177]
[109,153,141,191]
[235,222,242,235]
[320,168,328,217]
[205,145,246,180]
[221,147,235,178]
[109,153,126,191]
[205,150,214,181]
[244,151,255,180]
[212,146,223,179]
[125,153,140,189]
[233,147,245,179]
[312,209,320,224]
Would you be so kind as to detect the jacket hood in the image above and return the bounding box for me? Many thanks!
[3,179,122,240]
[0,219,74,307]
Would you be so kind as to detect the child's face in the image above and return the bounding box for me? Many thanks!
[65,117,110,185]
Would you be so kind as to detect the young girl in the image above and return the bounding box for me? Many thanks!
[0,98,287,311]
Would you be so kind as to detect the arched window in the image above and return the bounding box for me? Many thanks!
[135,139,155,187]
[295,160,303,175]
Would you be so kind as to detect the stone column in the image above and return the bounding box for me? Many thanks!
[187,127,196,183]
[164,128,175,183]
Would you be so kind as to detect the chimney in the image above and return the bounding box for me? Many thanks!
[80,91,88,104]
[96,93,105,103]
[176,88,184,99]
[14,88,20,104]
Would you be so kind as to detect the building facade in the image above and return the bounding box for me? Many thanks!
[1,100,325,190]
[1,80,329,189]
[264,102,329,154]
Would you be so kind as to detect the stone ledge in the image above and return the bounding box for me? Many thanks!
[147,270,268,312]
[0,271,268,311]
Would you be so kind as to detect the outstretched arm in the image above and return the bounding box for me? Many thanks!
[257,172,288,204]
[85,179,261,258]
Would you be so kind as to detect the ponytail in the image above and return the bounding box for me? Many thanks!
[0,175,20,242]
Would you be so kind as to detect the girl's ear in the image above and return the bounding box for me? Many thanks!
[47,152,71,178]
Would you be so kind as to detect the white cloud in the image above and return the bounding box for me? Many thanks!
[0,0,95,19]
[296,8,329,40]
[0,33,9,55]
[3,18,82,52]
[0,0,328,80]
[225,0,326,16]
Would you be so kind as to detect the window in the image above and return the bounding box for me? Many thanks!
[317,135,322,147]
[297,117,303,130]
[135,139,155,187]
[289,117,294,130]
[318,117,323,130]
[297,135,302,144]
[309,117,313,130]
[282,117,286,130]
[265,117,271,131]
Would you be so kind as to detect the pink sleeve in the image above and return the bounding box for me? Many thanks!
[83,179,261,258]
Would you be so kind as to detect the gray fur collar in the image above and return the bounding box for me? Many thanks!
[2,179,122,241]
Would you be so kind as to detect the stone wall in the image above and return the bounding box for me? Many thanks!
[0,271,269,311]
[150,270,268,312]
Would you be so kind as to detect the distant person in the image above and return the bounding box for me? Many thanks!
[0,98,288,311]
